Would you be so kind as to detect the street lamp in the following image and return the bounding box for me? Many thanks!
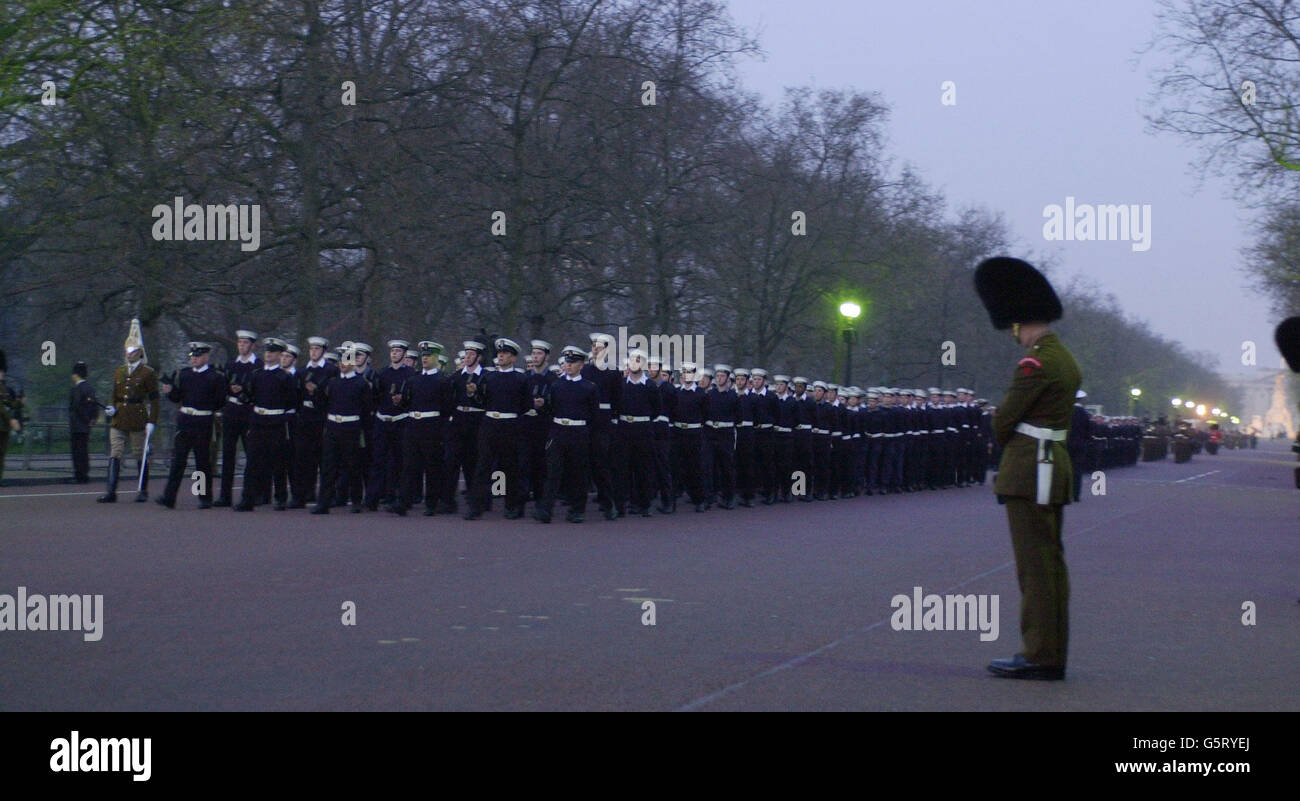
[1171,397,1181,407]
[1195,404,1206,417]
[1184,400,1195,409]
[839,301,861,385]
[1129,387,1141,416]
[1211,407,1221,416]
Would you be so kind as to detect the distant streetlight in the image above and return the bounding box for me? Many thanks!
[1184,400,1195,409]
[1195,404,1206,417]
[1230,416,1240,424]
[1130,387,1142,397]
[839,301,861,385]
[1171,397,1181,406]
[1211,407,1221,416]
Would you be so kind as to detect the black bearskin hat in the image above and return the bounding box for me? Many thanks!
[974,257,1063,330]
[1275,316,1300,373]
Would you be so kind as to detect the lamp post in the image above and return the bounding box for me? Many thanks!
[839,301,861,385]
[1129,387,1141,417]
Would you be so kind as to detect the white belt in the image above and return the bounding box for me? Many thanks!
[302,400,315,409]
[598,403,612,410]
[456,405,483,413]
[931,429,944,434]
[738,421,754,427]
[947,427,958,433]
[524,409,538,416]
[831,430,842,437]
[674,422,702,429]
[852,434,861,439]
[328,414,361,423]
[813,428,830,435]
[408,410,441,420]
[797,424,812,430]
[758,423,773,429]
[179,407,214,416]
[227,396,245,405]
[376,412,408,422]
[254,406,286,416]
[1015,422,1067,505]
[774,426,792,433]
[620,415,650,423]
[961,424,970,429]
[653,415,670,423]
[869,433,883,438]
[553,417,587,426]
[841,435,852,441]
[707,421,735,428]
[485,411,518,419]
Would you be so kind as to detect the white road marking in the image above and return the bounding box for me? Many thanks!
[1174,470,1221,484]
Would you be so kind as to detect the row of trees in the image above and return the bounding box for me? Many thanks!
[2,0,1238,418]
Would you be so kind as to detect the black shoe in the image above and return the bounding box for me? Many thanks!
[135,491,148,503]
[463,509,482,521]
[565,511,584,523]
[533,510,552,524]
[640,507,652,517]
[198,500,212,509]
[351,505,363,513]
[273,502,287,511]
[437,501,456,515]
[288,500,307,509]
[694,503,706,512]
[604,507,618,521]
[234,500,254,512]
[154,497,175,509]
[987,654,1064,681]
[797,495,812,503]
[386,503,408,516]
[212,498,231,507]
[504,509,524,520]
[310,505,329,515]
[422,507,436,517]
[738,498,753,508]
[365,502,379,512]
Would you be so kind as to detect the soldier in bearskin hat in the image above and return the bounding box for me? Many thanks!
[975,256,1081,681]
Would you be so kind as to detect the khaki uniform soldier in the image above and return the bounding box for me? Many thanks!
[99,320,161,503]
[0,349,23,485]
[976,256,1081,680]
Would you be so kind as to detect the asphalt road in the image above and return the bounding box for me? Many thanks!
[1,440,1296,711]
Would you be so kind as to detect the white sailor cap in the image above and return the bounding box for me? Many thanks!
[792,376,808,385]
[713,363,732,374]
[263,337,287,352]
[388,339,410,350]
[751,368,767,378]
[647,355,662,367]
[928,387,941,395]
[626,348,648,365]
[463,340,485,352]
[418,340,443,355]
[560,345,587,362]
[456,350,466,360]
[827,383,840,392]
[437,353,448,365]
[942,389,957,397]
[812,380,828,390]
[915,389,926,397]
[307,336,329,348]
[235,329,258,341]
[773,374,791,383]
[589,332,614,347]
[1076,389,1087,399]
[957,387,972,395]
[866,389,881,399]
[324,350,340,362]
[284,343,300,357]
[548,364,562,373]
[900,388,915,397]
[680,361,698,374]
[187,341,212,356]
[733,367,750,377]
[494,337,521,354]
[405,349,419,359]
[353,342,373,355]
[530,339,552,353]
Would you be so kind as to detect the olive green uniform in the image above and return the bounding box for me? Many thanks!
[108,362,160,462]
[992,332,1082,668]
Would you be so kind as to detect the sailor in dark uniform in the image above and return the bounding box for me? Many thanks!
[464,338,530,520]
[703,364,738,509]
[582,333,622,519]
[733,368,756,506]
[389,341,452,516]
[534,346,601,524]
[649,358,676,513]
[749,369,777,504]
[311,345,375,514]
[365,339,413,510]
[445,340,487,513]
[215,330,259,506]
[291,336,335,507]
[522,340,555,507]
[772,375,798,502]
[614,349,661,517]
[235,338,299,511]
[671,362,708,512]
[156,342,227,509]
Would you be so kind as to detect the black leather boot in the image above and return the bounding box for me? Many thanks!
[97,457,120,503]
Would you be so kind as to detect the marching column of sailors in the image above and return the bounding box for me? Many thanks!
[152,331,998,522]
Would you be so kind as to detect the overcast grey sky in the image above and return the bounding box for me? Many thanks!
[726,0,1282,375]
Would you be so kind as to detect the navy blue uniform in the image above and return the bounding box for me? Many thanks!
[313,371,374,513]
[292,358,336,505]
[236,365,298,509]
[161,365,227,506]
[217,355,260,504]
[396,368,453,514]
[614,375,662,514]
[581,363,622,515]
[522,367,556,502]
[704,385,738,506]
[468,366,530,516]
[445,364,486,512]
[651,378,675,510]
[671,384,707,507]
[366,363,413,507]
[537,373,600,520]
[735,388,756,504]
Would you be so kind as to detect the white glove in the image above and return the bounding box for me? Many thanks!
[105,405,117,417]
[146,422,156,437]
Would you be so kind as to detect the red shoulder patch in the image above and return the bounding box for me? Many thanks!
[1017,356,1042,376]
